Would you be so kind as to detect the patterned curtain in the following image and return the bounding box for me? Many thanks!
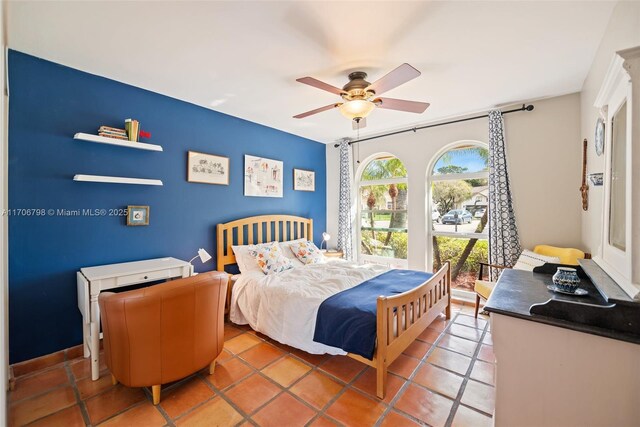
[337,140,354,260]
[488,110,522,268]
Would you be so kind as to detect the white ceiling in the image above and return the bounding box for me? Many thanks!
[8,1,615,143]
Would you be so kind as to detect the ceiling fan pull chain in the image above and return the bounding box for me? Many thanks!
[356,126,361,163]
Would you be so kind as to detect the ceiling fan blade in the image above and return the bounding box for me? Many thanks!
[293,103,340,119]
[375,97,430,113]
[366,63,421,95]
[296,77,347,95]
[352,118,367,130]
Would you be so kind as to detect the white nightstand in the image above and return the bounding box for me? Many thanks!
[322,250,344,259]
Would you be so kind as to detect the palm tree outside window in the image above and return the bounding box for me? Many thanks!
[357,155,408,268]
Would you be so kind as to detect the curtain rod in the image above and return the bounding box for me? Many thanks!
[333,104,535,147]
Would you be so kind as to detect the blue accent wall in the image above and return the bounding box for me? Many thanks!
[8,50,326,363]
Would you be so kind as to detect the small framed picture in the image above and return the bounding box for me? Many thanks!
[127,205,149,226]
[293,169,315,192]
[188,151,230,185]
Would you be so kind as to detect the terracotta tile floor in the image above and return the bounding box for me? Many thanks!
[8,303,494,426]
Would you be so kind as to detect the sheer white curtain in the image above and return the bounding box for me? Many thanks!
[488,110,522,267]
[337,140,354,260]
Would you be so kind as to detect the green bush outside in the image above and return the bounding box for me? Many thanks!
[373,213,391,221]
[389,232,408,259]
[435,236,488,273]
[360,231,487,272]
[360,229,407,260]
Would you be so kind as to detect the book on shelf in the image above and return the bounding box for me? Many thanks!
[98,125,127,134]
[98,130,127,136]
[98,133,129,140]
[125,119,140,142]
[98,125,128,141]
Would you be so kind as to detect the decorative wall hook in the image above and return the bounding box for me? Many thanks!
[580,138,589,211]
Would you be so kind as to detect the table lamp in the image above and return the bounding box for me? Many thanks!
[189,248,212,274]
[321,232,331,250]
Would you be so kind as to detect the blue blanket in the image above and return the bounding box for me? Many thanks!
[313,269,433,360]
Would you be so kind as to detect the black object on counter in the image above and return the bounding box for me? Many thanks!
[484,262,640,345]
[532,262,589,279]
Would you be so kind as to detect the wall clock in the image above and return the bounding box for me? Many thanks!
[595,116,605,156]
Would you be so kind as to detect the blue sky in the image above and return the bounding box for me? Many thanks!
[433,148,488,174]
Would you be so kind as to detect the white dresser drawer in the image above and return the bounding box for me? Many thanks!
[116,269,172,287]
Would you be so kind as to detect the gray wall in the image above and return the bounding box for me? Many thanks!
[326,93,582,271]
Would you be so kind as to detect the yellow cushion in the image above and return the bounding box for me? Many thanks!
[474,279,495,300]
[533,245,585,266]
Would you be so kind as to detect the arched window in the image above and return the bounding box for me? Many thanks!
[357,154,408,268]
[429,143,489,292]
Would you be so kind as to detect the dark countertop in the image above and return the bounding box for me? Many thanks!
[484,266,640,345]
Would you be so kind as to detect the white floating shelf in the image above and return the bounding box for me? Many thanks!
[73,174,163,186]
[74,133,163,152]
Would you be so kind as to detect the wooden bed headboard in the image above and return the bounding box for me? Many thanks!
[216,215,313,272]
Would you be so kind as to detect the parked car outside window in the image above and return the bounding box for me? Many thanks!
[441,209,473,224]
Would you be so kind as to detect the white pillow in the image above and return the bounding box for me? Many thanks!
[513,249,561,271]
[232,242,271,274]
[278,239,306,267]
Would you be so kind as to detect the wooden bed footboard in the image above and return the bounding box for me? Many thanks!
[348,261,451,398]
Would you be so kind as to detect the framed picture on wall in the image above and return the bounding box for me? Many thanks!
[244,155,283,197]
[187,151,230,185]
[127,206,149,226]
[293,169,315,192]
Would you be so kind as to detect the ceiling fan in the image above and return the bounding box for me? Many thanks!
[293,63,430,129]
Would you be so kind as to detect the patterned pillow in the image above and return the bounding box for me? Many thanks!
[278,239,307,267]
[513,249,560,271]
[289,240,324,265]
[249,241,294,275]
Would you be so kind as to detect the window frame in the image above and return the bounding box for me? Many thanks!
[356,153,409,268]
[427,141,489,299]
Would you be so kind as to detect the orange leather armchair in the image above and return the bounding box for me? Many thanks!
[99,271,228,404]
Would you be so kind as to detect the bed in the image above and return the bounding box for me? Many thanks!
[216,214,451,398]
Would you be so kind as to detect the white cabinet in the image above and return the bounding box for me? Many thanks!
[593,46,640,300]
[491,313,640,426]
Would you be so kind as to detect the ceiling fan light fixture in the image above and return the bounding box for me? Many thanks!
[338,99,376,120]
[294,64,426,125]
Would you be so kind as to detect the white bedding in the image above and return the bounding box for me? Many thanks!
[230,259,388,355]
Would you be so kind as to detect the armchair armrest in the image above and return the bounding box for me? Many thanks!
[478,262,511,281]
